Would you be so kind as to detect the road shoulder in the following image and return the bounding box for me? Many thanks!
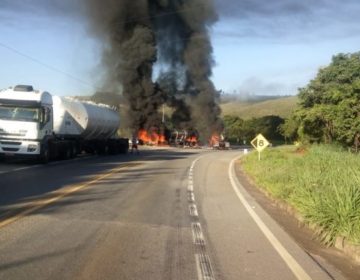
[234,160,360,280]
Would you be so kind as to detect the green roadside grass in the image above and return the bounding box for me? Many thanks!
[241,145,360,246]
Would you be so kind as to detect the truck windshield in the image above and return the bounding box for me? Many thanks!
[0,105,41,122]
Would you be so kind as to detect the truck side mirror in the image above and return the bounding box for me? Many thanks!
[40,107,50,127]
[45,108,50,123]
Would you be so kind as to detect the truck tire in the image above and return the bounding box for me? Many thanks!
[39,144,50,164]
[69,142,77,158]
[60,143,72,160]
[98,143,109,155]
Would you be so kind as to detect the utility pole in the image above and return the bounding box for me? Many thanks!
[162,104,165,123]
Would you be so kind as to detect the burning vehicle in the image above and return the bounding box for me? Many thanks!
[210,133,230,150]
[169,130,199,147]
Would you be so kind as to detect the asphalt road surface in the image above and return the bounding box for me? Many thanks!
[0,148,356,279]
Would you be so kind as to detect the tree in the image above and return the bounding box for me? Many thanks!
[278,115,300,143]
[296,52,360,148]
[248,115,285,141]
[223,115,244,143]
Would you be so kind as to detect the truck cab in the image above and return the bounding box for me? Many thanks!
[0,85,53,160]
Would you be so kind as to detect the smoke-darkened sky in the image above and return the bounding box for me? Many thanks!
[0,0,359,96]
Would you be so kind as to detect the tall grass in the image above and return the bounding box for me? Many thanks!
[241,145,360,246]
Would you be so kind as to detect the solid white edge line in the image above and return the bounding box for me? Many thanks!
[228,155,312,280]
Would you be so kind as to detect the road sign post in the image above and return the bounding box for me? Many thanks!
[250,134,270,160]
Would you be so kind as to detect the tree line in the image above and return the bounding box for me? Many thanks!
[223,115,284,144]
[223,51,360,149]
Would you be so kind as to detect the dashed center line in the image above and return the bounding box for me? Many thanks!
[189,203,199,217]
[188,182,194,192]
[195,253,215,280]
[188,191,195,202]
[188,156,216,280]
[191,222,206,246]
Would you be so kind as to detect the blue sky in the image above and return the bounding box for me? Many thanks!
[0,0,359,96]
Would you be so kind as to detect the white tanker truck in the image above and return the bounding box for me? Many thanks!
[0,85,129,163]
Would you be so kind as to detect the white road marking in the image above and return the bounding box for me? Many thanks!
[189,203,199,217]
[14,165,41,172]
[229,156,312,280]
[191,222,206,246]
[0,155,93,175]
[188,191,195,202]
[0,165,41,175]
[189,156,216,280]
[195,254,215,280]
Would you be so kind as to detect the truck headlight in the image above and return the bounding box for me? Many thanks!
[27,144,38,152]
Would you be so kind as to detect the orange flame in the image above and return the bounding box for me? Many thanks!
[138,129,167,145]
[209,133,220,146]
[186,136,198,143]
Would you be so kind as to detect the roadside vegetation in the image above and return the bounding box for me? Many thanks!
[241,145,360,246]
[238,51,360,247]
[280,52,360,149]
[221,96,297,144]
[223,115,285,144]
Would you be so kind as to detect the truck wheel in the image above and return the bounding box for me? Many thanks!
[108,141,116,155]
[61,144,71,160]
[69,143,77,158]
[39,145,50,164]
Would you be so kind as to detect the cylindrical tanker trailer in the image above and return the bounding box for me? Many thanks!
[0,85,128,162]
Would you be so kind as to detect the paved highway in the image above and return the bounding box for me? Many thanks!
[0,148,353,279]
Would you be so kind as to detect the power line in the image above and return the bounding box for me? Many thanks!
[0,41,97,90]
[0,3,213,90]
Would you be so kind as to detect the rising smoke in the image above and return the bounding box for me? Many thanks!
[83,0,222,141]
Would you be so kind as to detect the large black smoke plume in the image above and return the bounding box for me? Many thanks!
[83,0,222,140]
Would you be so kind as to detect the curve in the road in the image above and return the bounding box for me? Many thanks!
[229,155,312,280]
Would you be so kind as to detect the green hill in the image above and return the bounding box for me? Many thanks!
[220,96,298,119]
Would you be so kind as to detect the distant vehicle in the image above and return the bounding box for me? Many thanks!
[210,133,230,150]
[0,85,128,163]
[169,129,199,147]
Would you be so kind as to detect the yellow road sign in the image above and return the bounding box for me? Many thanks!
[251,134,270,152]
